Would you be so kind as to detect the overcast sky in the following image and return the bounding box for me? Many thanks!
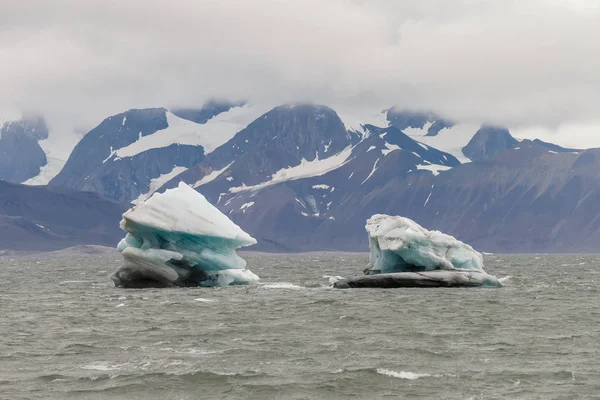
[1,0,599,147]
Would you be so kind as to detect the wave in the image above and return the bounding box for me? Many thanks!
[81,362,124,372]
[330,367,454,380]
[58,343,100,354]
[58,280,94,285]
[39,367,268,383]
[498,275,513,283]
[376,368,435,380]
[260,282,304,289]
[194,298,218,303]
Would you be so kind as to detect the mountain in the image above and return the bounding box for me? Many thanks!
[49,103,270,203]
[207,139,600,253]
[462,125,519,161]
[197,119,461,251]
[2,101,596,253]
[0,181,127,251]
[158,104,363,197]
[0,115,48,183]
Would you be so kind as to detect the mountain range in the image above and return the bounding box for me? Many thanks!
[1,101,596,253]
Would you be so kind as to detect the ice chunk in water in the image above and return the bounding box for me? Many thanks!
[365,214,485,273]
[335,214,500,288]
[111,182,258,288]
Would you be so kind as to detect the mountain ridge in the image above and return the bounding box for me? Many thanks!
[1,103,598,253]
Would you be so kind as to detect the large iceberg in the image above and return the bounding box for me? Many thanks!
[111,182,259,288]
[334,214,501,288]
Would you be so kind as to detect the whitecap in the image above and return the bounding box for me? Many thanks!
[261,283,304,289]
[82,362,119,371]
[376,368,432,380]
[194,298,218,303]
[187,348,219,355]
[498,275,512,283]
[58,280,93,285]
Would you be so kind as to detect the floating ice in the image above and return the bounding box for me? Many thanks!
[334,214,501,288]
[111,182,258,288]
[365,214,484,273]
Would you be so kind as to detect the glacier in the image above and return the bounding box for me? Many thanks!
[334,214,501,288]
[111,182,259,288]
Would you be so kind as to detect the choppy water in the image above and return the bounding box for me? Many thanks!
[1,252,600,399]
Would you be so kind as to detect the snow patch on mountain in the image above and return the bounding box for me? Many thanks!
[240,202,255,212]
[416,164,452,176]
[361,158,380,184]
[408,123,480,163]
[230,147,353,193]
[382,142,401,156]
[403,121,434,137]
[114,104,271,159]
[193,162,234,188]
[23,128,82,185]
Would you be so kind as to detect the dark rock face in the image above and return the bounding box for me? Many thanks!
[49,108,206,203]
[0,180,126,251]
[171,100,243,124]
[0,115,48,183]
[462,125,518,161]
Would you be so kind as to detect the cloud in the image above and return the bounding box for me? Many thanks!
[1,0,600,146]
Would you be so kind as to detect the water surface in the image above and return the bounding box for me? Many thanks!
[1,252,599,399]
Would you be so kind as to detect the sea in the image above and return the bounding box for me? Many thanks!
[1,251,599,399]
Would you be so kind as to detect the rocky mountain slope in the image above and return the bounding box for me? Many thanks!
[0,181,126,251]
[49,102,268,202]
[213,139,597,253]
[0,115,49,183]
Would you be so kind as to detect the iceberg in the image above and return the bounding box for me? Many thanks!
[111,182,259,288]
[334,214,501,288]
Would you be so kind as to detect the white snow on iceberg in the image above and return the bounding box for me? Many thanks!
[334,214,501,288]
[111,182,258,288]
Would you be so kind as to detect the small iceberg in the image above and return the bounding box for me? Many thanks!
[111,182,259,288]
[334,214,501,288]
